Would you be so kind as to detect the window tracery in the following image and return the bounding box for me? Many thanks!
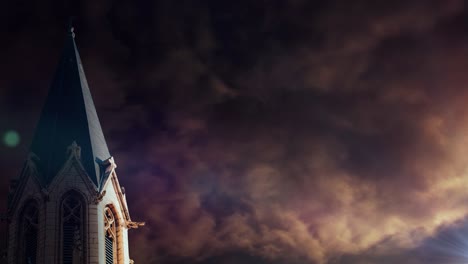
[104,206,117,264]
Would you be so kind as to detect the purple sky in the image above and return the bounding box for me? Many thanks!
[3,1,468,263]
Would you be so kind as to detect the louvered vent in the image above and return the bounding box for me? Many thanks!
[24,228,37,264]
[21,202,38,264]
[62,222,75,264]
[105,236,114,264]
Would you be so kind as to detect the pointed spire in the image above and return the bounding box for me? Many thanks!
[30,25,110,187]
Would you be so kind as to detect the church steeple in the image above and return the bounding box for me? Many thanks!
[30,25,110,187]
[6,25,142,264]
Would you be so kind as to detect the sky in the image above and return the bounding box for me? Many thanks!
[3,0,468,263]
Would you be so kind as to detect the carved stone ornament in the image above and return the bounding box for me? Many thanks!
[127,221,145,229]
[103,156,117,174]
[93,190,106,204]
[67,141,81,160]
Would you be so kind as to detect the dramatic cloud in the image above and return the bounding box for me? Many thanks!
[3,1,468,263]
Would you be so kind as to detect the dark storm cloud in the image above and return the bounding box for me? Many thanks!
[3,0,468,263]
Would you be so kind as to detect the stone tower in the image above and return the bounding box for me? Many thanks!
[6,26,143,264]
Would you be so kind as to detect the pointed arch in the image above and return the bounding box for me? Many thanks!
[104,204,123,264]
[60,190,87,264]
[17,199,39,264]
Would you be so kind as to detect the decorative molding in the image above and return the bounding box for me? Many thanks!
[99,156,117,175]
[97,156,117,192]
[94,190,106,204]
[7,155,44,214]
[48,141,99,197]
[111,174,132,223]
[126,221,145,229]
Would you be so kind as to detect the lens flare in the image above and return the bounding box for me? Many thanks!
[3,130,20,147]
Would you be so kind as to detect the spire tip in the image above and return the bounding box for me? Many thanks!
[68,17,76,38]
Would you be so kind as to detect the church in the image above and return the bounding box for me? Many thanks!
[6,26,143,263]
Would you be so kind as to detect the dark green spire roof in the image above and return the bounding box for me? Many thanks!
[30,27,110,187]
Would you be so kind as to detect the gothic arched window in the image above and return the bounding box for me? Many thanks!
[104,206,119,264]
[18,201,39,264]
[61,192,85,264]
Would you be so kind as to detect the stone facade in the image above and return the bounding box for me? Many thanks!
[7,145,137,263]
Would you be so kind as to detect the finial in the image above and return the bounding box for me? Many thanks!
[67,141,81,159]
[68,17,76,38]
